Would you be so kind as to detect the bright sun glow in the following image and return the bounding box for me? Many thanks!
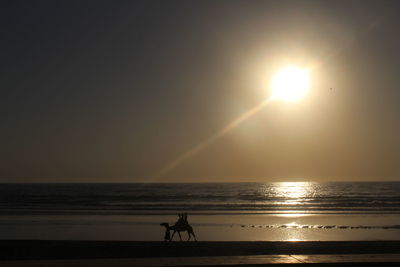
[270,66,310,102]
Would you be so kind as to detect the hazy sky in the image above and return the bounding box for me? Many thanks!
[2,0,400,182]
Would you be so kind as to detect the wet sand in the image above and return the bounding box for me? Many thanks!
[2,214,400,241]
[1,240,400,260]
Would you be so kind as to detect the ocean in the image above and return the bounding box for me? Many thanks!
[1,182,399,241]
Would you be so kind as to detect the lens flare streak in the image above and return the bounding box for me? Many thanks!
[155,97,274,179]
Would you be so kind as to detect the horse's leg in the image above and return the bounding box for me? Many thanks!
[191,230,197,241]
[178,231,182,241]
[187,226,196,241]
[170,231,176,242]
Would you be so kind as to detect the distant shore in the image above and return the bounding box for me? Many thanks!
[2,240,400,260]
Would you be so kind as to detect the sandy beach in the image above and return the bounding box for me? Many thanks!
[3,254,400,267]
[2,240,400,261]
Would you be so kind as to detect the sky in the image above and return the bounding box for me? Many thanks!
[2,0,400,183]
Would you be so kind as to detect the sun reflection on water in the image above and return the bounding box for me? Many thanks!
[268,182,316,241]
[264,181,317,219]
[267,182,316,207]
[286,238,302,242]
[278,213,310,218]
[273,182,313,199]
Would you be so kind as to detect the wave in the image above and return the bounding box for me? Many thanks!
[0,182,399,215]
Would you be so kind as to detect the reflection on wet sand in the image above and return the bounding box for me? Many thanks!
[1,213,400,241]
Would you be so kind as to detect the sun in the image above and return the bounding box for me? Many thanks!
[270,66,310,102]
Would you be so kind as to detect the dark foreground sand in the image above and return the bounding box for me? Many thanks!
[1,240,400,261]
[3,254,400,267]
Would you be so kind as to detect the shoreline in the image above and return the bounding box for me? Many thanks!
[2,240,400,260]
[2,213,400,241]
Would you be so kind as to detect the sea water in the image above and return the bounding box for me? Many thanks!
[0,182,399,241]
